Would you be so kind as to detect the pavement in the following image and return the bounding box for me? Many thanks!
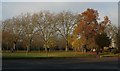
[2,57,119,71]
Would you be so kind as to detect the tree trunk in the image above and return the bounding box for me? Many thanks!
[44,44,48,52]
[77,47,80,51]
[11,42,16,52]
[27,45,30,53]
[45,47,48,52]
[39,47,41,52]
[10,47,13,53]
[65,41,69,51]
[13,42,16,51]
[7,42,9,50]
[96,47,100,55]
[27,39,32,53]
[74,48,77,52]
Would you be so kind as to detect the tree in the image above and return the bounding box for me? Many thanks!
[95,32,111,55]
[72,8,99,51]
[55,11,79,51]
[117,26,120,52]
[2,11,58,52]
[95,33,111,50]
[105,24,118,49]
[31,32,44,51]
[2,9,114,52]
[72,8,111,52]
[37,11,58,52]
[2,31,13,50]
[0,23,1,51]
[71,36,85,52]
[22,13,42,52]
[2,18,21,52]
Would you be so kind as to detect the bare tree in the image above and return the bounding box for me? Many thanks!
[37,11,58,52]
[2,18,21,52]
[21,13,41,52]
[55,11,79,51]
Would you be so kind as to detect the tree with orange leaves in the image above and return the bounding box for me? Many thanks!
[72,8,111,53]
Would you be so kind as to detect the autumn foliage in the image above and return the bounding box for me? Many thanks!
[71,8,111,51]
[2,8,115,52]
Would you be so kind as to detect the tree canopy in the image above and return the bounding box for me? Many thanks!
[2,8,117,52]
[95,33,111,49]
[71,8,112,51]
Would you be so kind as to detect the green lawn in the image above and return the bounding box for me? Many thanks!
[2,51,96,59]
[2,51,119,59]
[100,52,119,57]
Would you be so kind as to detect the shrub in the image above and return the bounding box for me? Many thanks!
[111,49,118,54]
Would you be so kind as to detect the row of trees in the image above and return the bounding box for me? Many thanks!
[2,8,119,53]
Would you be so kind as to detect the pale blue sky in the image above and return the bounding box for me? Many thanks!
[1,0,119,2]
[0,3,2,21]
[1,2,118,26]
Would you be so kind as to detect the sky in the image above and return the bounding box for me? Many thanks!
[1,1,119,26]
[0,0,119,52]
[1,0,119,2]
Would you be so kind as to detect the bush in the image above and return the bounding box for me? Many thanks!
[104,49,109,52]
[111,49,118,54]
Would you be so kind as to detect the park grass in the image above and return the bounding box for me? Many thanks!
[2,51,97,59]
[100,52,119,57]
[2,51,119,59]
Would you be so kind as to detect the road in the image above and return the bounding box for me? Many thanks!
[2,57,119,71]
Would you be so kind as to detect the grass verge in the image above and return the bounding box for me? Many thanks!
[2,51,96,59]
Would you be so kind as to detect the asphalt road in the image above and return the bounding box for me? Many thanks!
[2,57,119,71]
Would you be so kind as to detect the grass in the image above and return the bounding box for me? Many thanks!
[2,51,119,59]
[100,52,119,57]
[2,51,96,59]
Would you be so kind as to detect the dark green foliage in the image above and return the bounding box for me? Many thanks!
[111,48,118,54]
[95,33,111,49]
